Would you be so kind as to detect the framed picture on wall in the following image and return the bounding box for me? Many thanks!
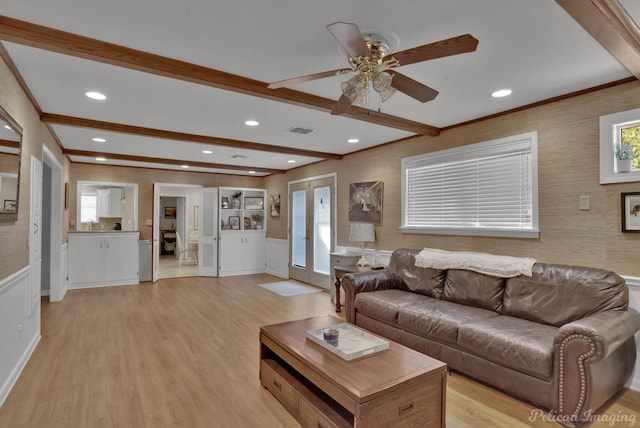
[348,181,383,224]
[622,192,640,232]
[164,206,177,219]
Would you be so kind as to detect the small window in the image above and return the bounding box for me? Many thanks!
[80,192,97,223]
[401,132,539,238]
[599,108,640,184]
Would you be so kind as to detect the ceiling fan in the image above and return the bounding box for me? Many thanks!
[268,22,479,115]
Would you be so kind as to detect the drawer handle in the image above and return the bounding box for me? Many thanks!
[399,401,414,416]
[273,380,282,391]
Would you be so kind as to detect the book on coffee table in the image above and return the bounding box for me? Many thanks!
[306,323,389,361]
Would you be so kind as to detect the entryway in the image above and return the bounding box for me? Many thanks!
[288,174,335,288]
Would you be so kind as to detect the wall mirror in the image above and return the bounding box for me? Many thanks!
[0,106,22,222]
[76,181,138,231]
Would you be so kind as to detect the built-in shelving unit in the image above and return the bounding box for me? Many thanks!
[218,187,267,276]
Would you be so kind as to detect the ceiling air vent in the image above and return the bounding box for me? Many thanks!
[288,126,315,135]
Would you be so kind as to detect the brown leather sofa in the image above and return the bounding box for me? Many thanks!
[342,248,640,426]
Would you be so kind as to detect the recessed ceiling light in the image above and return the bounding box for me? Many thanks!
[491,89,512,98]
[248,171,256,174]
[202,150,213,154]
[4,125,12,131]
[85,91,107,100]
[347,138,359,143]
[92,137,106,143]
[181,165,190,169]
[288,159,297,164]
[96,157,106,161]
[245,120,259,127]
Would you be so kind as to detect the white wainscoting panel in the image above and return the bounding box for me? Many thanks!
[58,242,69,302]
[266,238,288,278]
[624,276,640,392]
[0,266,41,407]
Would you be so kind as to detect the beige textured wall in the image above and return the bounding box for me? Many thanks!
[0,57,68,280]
[265,80,640,277]
[69,164,262,240]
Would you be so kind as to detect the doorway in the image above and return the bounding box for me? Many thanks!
[288,175,335,288]
[41,147,64,302]
[153,184,204,281]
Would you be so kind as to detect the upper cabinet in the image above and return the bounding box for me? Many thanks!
[97,188,122,218]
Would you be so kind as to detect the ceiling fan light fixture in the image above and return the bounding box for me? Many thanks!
[341,76,368,106]
[372,71,396,102]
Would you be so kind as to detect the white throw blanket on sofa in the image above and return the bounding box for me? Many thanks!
[415,248,536,277]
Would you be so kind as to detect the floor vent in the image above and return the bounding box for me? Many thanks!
[288,126,315,135]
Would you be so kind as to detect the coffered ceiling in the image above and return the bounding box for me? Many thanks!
[0,0,638,176]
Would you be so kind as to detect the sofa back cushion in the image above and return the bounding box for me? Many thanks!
[389,249,445,299]
[502,263,628,326]
[443,269,506,312]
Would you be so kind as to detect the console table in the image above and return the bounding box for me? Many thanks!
[334,265,359,313]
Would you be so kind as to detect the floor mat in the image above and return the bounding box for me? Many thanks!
[258,280,323,297]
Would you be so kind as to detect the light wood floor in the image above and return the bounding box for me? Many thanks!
[0,275,638,427]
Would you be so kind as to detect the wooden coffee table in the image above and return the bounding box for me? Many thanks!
[260,315,447,427]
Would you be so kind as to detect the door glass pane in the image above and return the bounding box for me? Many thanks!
[291,189,306,268]
[313,186,330,275]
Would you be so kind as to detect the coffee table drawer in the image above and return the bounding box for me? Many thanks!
[261,359,298,414]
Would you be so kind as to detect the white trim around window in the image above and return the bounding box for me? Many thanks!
[600,108,640,184]
[401,131,539,238]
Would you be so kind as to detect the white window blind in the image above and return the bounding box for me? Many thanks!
[402,132,539,238]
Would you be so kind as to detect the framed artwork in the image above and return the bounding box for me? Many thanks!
[270,194,280,217]
[244,217,252,230]
[3,199,17,213]
[221,196,229,209]
[164,206,176,219]
[229,215,240,230]
[244,196,264,210]
[64,182,70,210]
[621,192,640,232]
[348,181,383,224]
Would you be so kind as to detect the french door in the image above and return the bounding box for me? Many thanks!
[289,176,335,288]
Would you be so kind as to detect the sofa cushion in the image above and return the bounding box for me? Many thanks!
[388,248,446,299]
[354,289,435,324]
[502,263,628,327]
[443,269,505,312]
[398,300,498,345]
[457,315,558,379]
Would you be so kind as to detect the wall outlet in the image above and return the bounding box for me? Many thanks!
[146,219,153,226]
[580,196,590,211]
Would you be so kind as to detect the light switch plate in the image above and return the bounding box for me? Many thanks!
[580,196,590,210]
[146,219,153,226]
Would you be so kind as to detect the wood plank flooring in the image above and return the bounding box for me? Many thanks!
[0,274,638,427]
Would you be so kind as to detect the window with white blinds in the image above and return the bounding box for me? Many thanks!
[401,132,539,238]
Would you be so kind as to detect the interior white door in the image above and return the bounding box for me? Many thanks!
[29,156,43,314]
[198,187,218,276]
[152,183,160,283]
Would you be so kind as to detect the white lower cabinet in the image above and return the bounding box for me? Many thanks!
[218,231,266,276]
[68,232,139,288]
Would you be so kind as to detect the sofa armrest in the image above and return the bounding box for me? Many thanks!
[555,308,640,360]
[551,308,640,422]
[342,270,395,323]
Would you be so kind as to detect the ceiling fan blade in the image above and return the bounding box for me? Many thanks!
[326,22,371,58]
[330,94,353,115]
[268,68,351,89]
[387,34,479,67]
[390,72,439,102]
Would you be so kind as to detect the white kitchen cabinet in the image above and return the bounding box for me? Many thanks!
[68,232,139,288]
[97,188,122,218]
[218,187,267,277]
